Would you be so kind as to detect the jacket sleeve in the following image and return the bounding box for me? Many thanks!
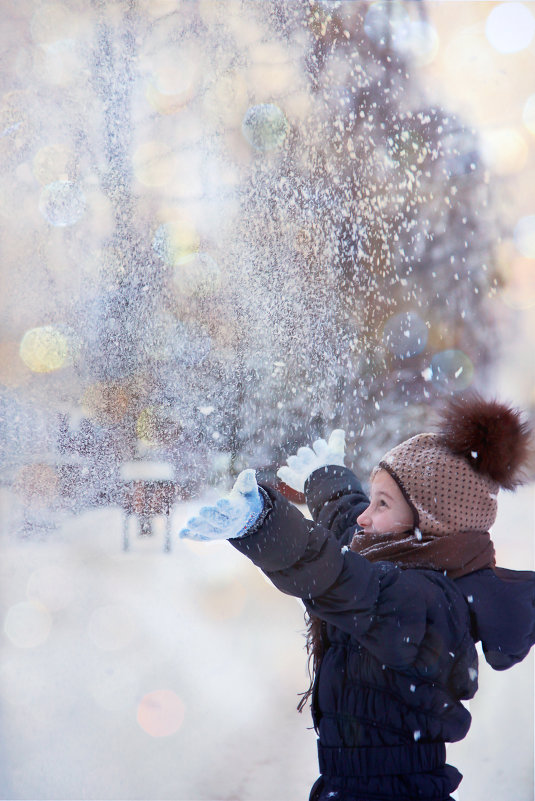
[304,465,370,545]
[229,484,461,673]
[456,567,535,670]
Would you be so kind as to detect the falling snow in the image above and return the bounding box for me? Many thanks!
[0,5,533,801]
[0,0,505,530]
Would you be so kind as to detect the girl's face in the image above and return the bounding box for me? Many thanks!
[356,469,414,535]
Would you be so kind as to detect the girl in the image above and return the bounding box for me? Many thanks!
[180,394,535,801]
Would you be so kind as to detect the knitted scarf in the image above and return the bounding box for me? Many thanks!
[349,528,496,579]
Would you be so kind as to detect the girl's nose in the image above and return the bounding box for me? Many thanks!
[357,506,370,527]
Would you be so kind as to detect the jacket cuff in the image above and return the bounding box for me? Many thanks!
[237,486,273,538]
[305,465,366,504]
[229,484,312,572]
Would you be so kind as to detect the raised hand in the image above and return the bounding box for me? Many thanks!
[276,429,346,494]
[179,469,264,541]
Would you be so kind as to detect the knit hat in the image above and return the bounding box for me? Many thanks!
[378,394,532,536]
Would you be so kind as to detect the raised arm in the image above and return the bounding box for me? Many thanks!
[179,468,358,594]
[277,430,369,545]
[179,471,473,681]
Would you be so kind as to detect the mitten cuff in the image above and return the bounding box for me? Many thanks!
[233,486,273,539]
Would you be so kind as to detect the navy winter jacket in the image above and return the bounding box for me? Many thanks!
[230,466,535,801]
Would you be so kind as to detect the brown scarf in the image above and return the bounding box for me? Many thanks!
[349,528,496,579]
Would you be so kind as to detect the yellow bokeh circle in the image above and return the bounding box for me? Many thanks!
[19,326,70,373]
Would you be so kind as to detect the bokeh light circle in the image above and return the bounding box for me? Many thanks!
[241,104,289,151]
[153,54,197,97]
[19,326,70,373]
[39,180,86,226]
[143,41,199,113]
[4,601,52,648]
[394,21,439,66]
[145,85,187,115]
[430,349,474,391]
[12,463,59,507]
[37,38,82,87]
[383,312,428,359]
[480,128,528,175]
[500,256,535,310]
[513,215,535,258]
[31,3,79,44]
[485,3,535,53]
[137,689,185,737]
[152,220,200,266]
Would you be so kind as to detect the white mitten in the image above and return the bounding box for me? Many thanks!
[179,469,264,541]
[276,429,346,494]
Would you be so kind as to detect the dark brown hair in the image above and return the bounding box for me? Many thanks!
[297,612,324,712]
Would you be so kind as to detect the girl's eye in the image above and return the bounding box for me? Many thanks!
[379,499,387,508]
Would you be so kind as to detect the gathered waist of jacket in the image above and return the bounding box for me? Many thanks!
[317,741,447,778]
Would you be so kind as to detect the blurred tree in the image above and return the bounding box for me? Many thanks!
[227,0,501,478]
[0,0,502,514]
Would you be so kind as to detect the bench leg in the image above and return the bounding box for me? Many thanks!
[164,514,172,553]
[123,515,129,551]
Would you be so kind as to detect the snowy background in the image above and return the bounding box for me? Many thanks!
[1,1,535,800]
[0,475,533,801]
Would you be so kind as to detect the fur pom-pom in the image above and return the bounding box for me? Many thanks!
[438,392,532,489]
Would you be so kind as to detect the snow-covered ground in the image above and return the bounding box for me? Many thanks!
[0,479,533,801]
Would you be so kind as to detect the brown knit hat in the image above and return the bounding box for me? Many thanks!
[378,394,532,537]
